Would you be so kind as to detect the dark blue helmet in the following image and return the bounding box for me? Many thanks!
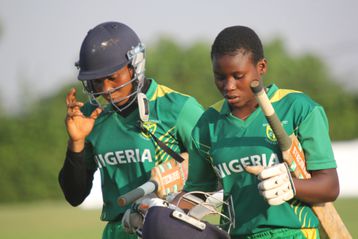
[141,207,230,239]
[75,21,146,112]
[138,191,233,239]
[77,21,141,81]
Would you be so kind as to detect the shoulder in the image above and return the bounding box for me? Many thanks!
[270,85,326,128]
[150,83,193,102]
[271,86,320,113]
[149,81,203,111]
[195,99,225,127]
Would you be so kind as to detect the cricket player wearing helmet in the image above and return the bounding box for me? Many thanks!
[181,26,339,239]
[58,21,204,239]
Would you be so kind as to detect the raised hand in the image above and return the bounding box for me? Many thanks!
[65,88,102,152]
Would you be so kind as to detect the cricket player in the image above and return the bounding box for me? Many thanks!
[181,26,339,239]
[58,21,204,239]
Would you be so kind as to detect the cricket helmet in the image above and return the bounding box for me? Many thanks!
[141,191,233,239]
[75,21,146,111]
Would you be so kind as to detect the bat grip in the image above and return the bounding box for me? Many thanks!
[250,80,264,94]
[266,114,292,151]
[117,180,158,207]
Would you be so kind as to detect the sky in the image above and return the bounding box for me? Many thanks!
[0,0,358,113]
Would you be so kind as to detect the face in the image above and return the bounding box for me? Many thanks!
[91,65,134,106]
[213,51,267,116]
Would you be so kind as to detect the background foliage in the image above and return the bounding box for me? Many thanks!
[0,37,357,202]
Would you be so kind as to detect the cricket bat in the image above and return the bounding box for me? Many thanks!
[247,80,352,239]
[117,153,188,207]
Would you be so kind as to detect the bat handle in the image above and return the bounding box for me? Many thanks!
[250,80,291,151]
[250,79,264,94]
[117,181,158,207]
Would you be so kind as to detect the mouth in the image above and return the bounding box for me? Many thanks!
[225,94,240,104]
[104,93,124,104]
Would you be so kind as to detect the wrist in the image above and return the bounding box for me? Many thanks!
[68,139,85,152]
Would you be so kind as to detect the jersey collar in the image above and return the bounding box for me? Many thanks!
[145,78,157,100]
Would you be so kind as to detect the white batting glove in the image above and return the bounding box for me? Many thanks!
[121,194,159,234]
[135,197,183,213]
[122,208,144,234]
[257,163,296,205]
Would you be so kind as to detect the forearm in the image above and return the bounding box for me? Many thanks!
[293,168,339,204]
[58,148,95,206]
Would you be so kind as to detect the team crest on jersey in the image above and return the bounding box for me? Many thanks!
[141,121,157,138]
[264,124,277,144]
[263,120,289,144]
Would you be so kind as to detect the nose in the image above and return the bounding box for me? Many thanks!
[223,77,236,91]
[102,79,114,93]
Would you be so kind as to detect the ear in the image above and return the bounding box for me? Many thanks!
[257,58,268,75]
[128,65,135,78]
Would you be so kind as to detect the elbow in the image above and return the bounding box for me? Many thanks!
[324,178,340,202]
[64,194,85,207]
[59,182,86,206]
[328,183,340,202]
[328,170,340,202]
[58,173,87,207]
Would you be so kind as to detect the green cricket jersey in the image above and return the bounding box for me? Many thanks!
[184,84,337,237]
[81,79,204,221]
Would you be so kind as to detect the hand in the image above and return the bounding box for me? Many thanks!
[122,196,179,234]
[257,163,296,205]
[133,196,182,214]
[122,208,144,234]
[65,88,102,152]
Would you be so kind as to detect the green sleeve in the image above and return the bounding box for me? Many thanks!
[184,115,218,192]
[298,106,337,170]
[175,97,204,151]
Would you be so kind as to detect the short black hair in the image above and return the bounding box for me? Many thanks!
[211,26,264,64]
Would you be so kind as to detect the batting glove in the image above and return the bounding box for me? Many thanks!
[123,195,184,234]
[257,163,296,205]
[122,208,144,234]
[121,194,157,234]
[134,197,183,213]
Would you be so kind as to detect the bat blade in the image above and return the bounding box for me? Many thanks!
[117,153,188,207]
[283,135,311,179]
[151,155,188,198]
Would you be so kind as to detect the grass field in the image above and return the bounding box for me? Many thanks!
[0,198,357,239]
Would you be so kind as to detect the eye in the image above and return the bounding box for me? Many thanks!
[108,76,116,81]
[93,79,103,85]
[233,74,244,80]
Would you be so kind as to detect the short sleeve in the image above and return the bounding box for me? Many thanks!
[175,97,204,151]
[298,106,337,170]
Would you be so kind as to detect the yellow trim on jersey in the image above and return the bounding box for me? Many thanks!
[210,99,225,112]
[154,127,179,165]
[301,228,318,239]
[149,84,188,101]
[270,89,301,103]
[158,126,176,141]
[290,200,314,228]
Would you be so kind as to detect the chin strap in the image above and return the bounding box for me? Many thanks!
[137,92,149,122]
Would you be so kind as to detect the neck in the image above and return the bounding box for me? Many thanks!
[231,99,258,120]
